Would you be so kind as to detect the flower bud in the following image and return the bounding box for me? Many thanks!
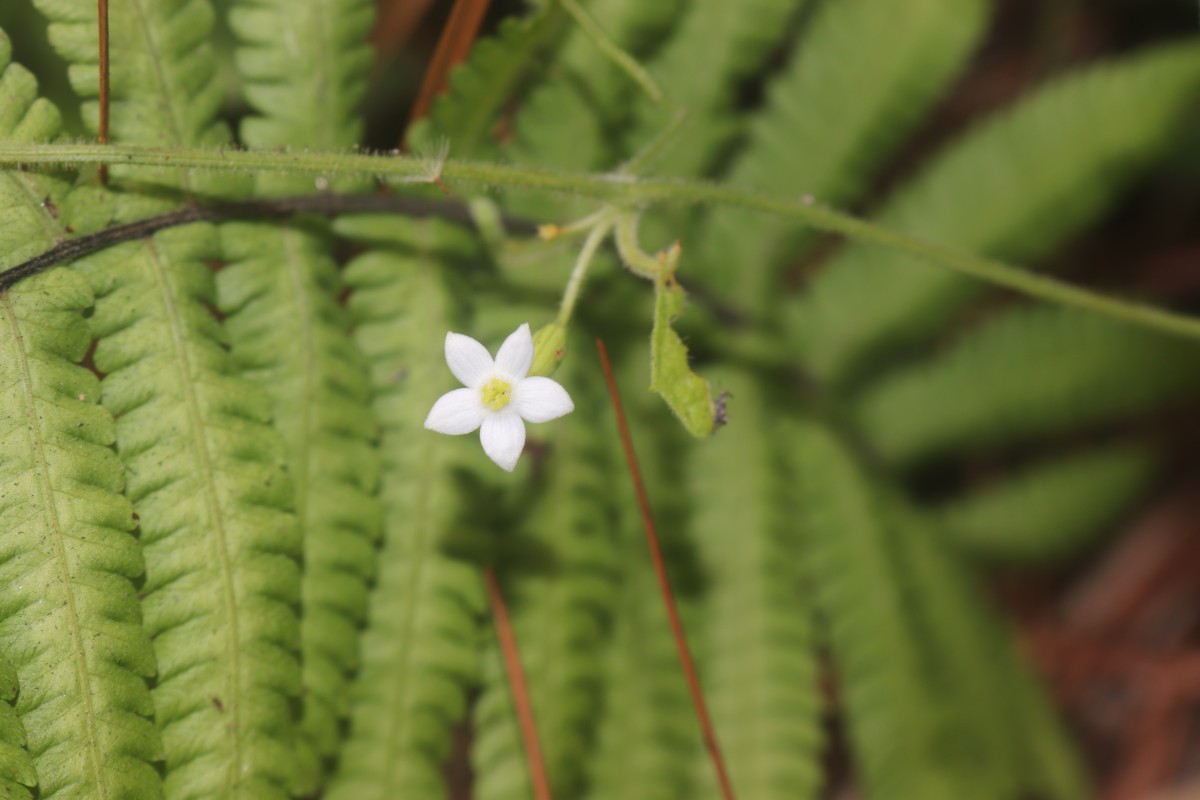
[529,323,567,377]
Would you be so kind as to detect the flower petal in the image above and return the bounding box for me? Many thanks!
[424,388,485,435]
[480,412,526,472]
[445,331,495,388]
[493,323,533,380]
[514,376,574,423]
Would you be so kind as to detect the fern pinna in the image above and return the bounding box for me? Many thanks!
[0,1,1198,799]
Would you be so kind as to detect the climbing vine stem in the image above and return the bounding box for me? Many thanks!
[2,142,1199,342]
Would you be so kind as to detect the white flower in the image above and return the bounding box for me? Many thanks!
[424,323,575,472]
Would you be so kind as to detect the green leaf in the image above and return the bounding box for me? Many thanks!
[0,270,164,800]
[789,420,1087,800]
[221,2,382,791]
[472,338,622,800]
[692,0,988,306]
[937,443,1159,563]
[326,217,486,800]
[229,0,374,155]
[585,353,700,800]
[0,656,36,799]
[34,2,305,795]
[856,306,1200,466]
[218,220,382,795]
[650,272,716,438]
[789,420,959,800]
[0,38,163,800]
[686,369,823,800]
[31,0,239,200]
[630,0,808,180]
[795,41,1200,383]
[887,500,1087,800]
[74,228,304,800]
[407,5,568,159]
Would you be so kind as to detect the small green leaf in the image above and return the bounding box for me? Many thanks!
[650,270,716,438]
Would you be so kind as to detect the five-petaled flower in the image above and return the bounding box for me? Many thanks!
[424,323,574,471]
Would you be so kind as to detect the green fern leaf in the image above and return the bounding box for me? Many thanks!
[794,41,1200,383]
[686,369,822,800]
[407,5,567,159]
[937,443,1159,563]
[692,0,988,306]
[630,0,807,180]
[0,657,36,799]
[856,306,1200,466]
[75,230,304,800]
[472,339,621,800]
[31,0,237,199]
[501,0,685,181]
[217,220,382,793]
[789,420,960,800]
[228,0,373,155]
[0,270,165,800]
[791,420,1086,799]
[887,500,1087,800]
[32,2,306,794]
[220,2,382,790]
[326,217,487,800]
[585,346,700,800]
[0,38,163,800]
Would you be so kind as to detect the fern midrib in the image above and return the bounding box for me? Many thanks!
[283,229,315,519]
[127,0,196,189]
[1,292,109,800]
[379,239,444,794]
[144,238,244,785]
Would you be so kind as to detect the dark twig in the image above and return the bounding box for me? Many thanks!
[0,192,537,293]
[595,338,738,800]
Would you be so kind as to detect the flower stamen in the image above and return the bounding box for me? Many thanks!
[481,377,513,410]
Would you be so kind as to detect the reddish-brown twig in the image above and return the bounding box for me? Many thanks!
[407,0,493,131]
[97,0,110,184]
[483,567,553,800]
[595,338,738,800]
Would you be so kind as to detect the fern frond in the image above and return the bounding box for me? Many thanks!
[407,5,567,159]
[217,220,382,794]
[857,306,1200,466]
[0,657,36,800]
[0,270,164,800]
[937,443,1159,563]
[692,0,988,306]
[792,421,1087,799]
[0,40,163,800]
[33,3,306,795]
[32,0,235,197]
[228,0,373,153]
[888,500,1087,800]
[220,2,382,791]
[794,41,1200,383]
[472,338,621,800]
[686,370,822,800]
[629,0,806,180]
[789,420,959,800]
[74,228,303,800]
[585,347,700,800]
[326,217,486,800]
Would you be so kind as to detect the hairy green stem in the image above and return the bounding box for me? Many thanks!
[2,142,1199,341]
[556,216,614,326]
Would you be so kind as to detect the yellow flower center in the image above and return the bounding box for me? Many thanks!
[481,377,513,410]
